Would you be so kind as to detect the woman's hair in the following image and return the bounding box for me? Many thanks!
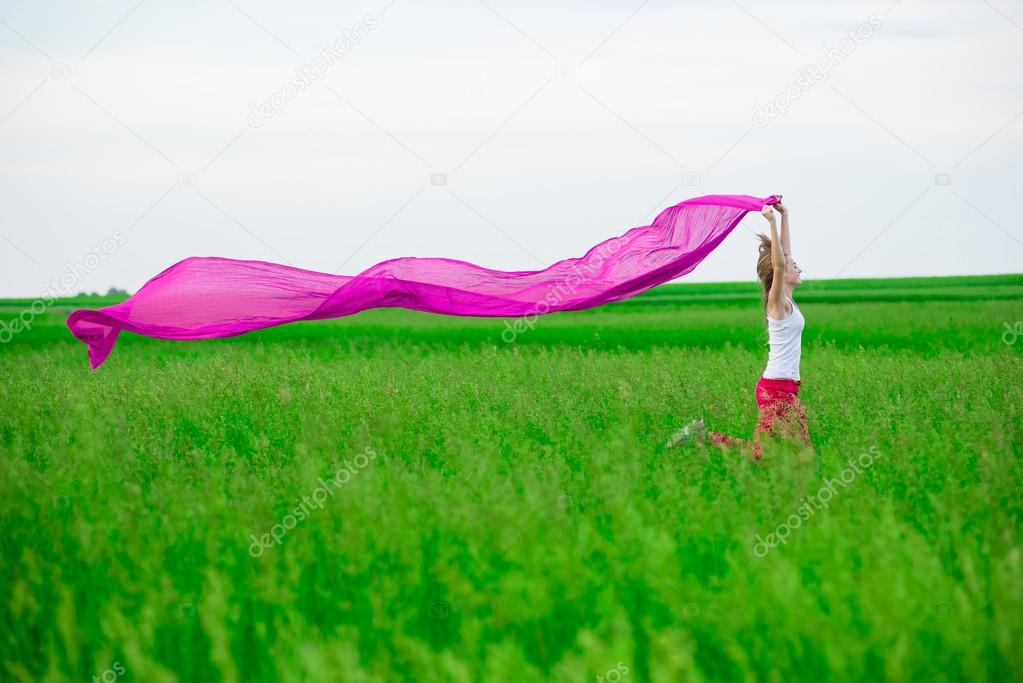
[755,233,774,313]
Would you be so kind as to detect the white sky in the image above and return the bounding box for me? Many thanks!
[1,0,1021,297]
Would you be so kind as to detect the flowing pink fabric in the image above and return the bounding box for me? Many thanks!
[67,194,778,367]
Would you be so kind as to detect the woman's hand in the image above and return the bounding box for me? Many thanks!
[761,205,776,221]
[773,197,788,215]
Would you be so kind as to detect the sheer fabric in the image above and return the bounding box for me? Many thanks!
[68,194,778,367]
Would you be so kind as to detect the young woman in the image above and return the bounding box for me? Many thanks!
[667,198,811,458]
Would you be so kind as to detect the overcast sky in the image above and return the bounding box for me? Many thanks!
[1,0,1021,297]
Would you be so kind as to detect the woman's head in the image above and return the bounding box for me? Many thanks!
[784,254,802,287]
[755,234,802,309]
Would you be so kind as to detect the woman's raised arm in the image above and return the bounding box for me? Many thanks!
[775,197,791,256]
[762,205,787,320]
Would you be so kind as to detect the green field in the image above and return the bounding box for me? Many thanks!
[1,274,1021,682]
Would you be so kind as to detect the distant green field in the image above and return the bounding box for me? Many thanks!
[1,274,1021,682]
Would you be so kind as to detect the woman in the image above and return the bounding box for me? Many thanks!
[667,198,811,458]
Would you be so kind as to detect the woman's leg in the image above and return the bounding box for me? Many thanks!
[707,380,761,451]
[753,382,811,452]
[698,379,811,457]
[708,431,746,448]
[704,379,810,459]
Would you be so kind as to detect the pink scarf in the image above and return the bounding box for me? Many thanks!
[68,194,778,367]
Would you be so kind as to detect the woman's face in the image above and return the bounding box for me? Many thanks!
[785,255,802,286]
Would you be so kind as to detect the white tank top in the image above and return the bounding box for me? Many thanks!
[763,296,804,381]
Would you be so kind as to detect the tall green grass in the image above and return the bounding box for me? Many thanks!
[1,275,1021,682]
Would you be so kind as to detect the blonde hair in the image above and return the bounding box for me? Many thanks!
[755,233,774,314]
